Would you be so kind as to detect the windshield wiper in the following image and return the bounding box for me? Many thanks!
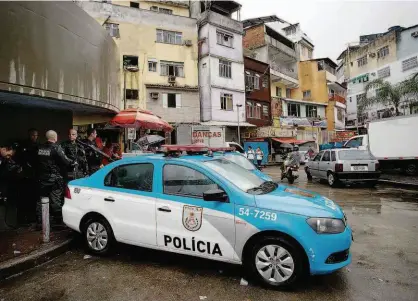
[247,181,278,194]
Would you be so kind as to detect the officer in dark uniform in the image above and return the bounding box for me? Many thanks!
[37,130,74,227]
[61,129,88,182]
[82,128,102,175]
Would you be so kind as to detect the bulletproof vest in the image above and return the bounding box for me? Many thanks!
[37,142,64,182]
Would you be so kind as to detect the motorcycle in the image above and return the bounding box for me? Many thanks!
[281,156,299,184]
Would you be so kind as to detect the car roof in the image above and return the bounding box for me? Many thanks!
[117,153,220,164]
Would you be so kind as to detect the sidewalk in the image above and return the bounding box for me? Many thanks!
[0,225,73,280]
[379,172,418,188]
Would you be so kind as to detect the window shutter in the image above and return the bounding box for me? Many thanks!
[175,94,182,108]
[162,93,168,108]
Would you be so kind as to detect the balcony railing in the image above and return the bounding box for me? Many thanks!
[199,11,243,33]
[265,34,297,59]
[270,64,298,80]
[329,94,346,104]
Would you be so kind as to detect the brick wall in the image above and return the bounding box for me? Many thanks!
[243,25,265,50]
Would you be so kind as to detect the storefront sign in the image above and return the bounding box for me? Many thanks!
[332,130,356,142]
[192,126,224,146]
[246,126,295,138]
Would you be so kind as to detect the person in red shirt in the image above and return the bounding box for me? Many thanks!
[102,141,113,166]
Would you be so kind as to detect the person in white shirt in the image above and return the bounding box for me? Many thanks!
[255,147,264,168]
[246,146,255,163]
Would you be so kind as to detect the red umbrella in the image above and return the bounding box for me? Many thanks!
[110,108,173,132]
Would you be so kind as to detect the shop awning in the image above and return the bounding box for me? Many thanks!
[109,108,173,131]
[272,137,314,145]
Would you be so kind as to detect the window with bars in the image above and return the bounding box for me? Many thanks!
[217,31,234,47]
[358,56,368,67]
[219,60,232,78]
[160,61,184,77]
[148,61,157,72]
[402,56,418,71]
[104,23,120,38]
[377,66,390,78]
[245,72,260,90]
[306,105,318,117]
[286,88,292,98]
[246,102,261,119]
[302,90,311,99]
[276,87,282,97]
[220,93,233,111]
[262,105,269,117]
[156,29,182,45]
[159,8,173,14]
[126,89,139,100]
[377,46,389,59]
[287,103,300,117]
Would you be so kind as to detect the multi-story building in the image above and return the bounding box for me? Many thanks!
[338,25,418,128]
[244,56,271,127]
[78,0,199,142]
[281,23,315,61]
[190,0,252,142]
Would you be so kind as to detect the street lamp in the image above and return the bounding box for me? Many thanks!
[236,104,243,145]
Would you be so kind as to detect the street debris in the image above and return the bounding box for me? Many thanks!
[240,278,248,286]
[83,255,92,259]
[13,250,21,255]
[219,270,223,274]
[199,296,207,300]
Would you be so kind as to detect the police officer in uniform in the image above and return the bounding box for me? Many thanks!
[82,128,102,175]
[61,129,88,182]
[37,130,74,227]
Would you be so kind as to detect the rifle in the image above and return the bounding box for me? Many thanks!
[75,138,115,162]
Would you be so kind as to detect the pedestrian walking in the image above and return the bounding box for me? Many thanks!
[82,128,102,175]
[37,130,74,228]
[246,146,255,163]
[61,129,88,181]
[255,147,264,168]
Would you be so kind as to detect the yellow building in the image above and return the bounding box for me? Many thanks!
[79,0,200,128]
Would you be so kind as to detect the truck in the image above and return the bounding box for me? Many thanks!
[343,115,418,175]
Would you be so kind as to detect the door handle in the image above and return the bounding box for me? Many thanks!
[104,197,115,202]
[158,206,171,212]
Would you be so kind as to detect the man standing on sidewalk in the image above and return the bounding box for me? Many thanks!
[37,130,74,228]
[82,128,102,175]
[61,129,88,182]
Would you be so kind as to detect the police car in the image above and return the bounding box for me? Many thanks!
[63,145,352,288]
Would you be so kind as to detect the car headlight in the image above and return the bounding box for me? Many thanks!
[306,218,346,234]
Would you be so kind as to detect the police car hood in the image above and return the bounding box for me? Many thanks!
[254,185,344,218]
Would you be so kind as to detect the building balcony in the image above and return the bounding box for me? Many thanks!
[265,35,297,60]
[270,66,299,88]
[198,10,243,34]
[329,94,346,104]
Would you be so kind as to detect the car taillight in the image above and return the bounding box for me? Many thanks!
[65,186,71,199]
[375,163,380,171]
[335,163,344,172]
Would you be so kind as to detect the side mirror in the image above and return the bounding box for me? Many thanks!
[203,189,228,203]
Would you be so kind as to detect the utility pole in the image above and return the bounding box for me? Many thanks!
[236,104,243,145]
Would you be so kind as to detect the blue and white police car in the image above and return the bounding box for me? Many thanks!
[63,145,352,289]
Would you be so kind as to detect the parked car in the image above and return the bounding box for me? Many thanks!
[305,149,381,187]
[63,145,352,289]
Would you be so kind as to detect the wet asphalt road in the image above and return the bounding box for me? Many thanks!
[1,167,418,301]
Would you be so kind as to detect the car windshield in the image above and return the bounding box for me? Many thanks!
[204,159,276,194]
[224,154,255,170]
[338,150,375,160]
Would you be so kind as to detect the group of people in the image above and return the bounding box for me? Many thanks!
[0,127,120,229]
[245,146,265,168]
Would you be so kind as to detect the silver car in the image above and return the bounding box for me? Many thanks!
[305,149,381,187]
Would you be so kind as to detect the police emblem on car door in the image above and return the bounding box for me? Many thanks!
[183,205,203,231]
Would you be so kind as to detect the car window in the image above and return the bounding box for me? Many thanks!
[313,151,323,161]
[331,151,336,161]
[338,150,375,160]
[322,151,330,161]
[163,164,219,198]
[345,137,363,148]
[225,154,255,170]
[104,163,153,192]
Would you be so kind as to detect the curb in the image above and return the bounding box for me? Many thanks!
[0,237,73,280]
[378,179,418,189]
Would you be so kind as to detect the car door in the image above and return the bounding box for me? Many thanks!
[319,150,331,178]
[155,163,236,261]
[100,163,157,246]
[309,151,324,177]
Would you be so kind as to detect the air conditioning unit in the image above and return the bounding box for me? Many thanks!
[183,40,192,46]
[125,65,139,72]
[411,31,418,38]
[150,92,159,100]
[168,75,176,83]
[369,52,376,58]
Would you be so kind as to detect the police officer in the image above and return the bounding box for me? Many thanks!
[61,129,88,181]
[37,130,74,227]
[82,128,102,175]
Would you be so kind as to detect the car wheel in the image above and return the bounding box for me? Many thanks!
[404,163,417,176]
[83,217,115,255]
[246,236,305,289]
[327,172,339,187]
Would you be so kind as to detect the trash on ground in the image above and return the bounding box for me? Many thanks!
[83,255,92,259]
[199,296,207,300]
[13,250,21,255]
[240,278,248,286]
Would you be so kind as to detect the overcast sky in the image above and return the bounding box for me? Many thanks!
[239,0,418,61]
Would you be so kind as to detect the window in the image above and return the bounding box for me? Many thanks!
[321,151,330,162]
[349,97,352,103]
[357,56,368,67]
[287,103,300,117]
[123,55,139,68]
[262,76,268,88]
[217,31,234,47]
[105,164,153,192]
[130,2,139,8]
[156,29,182,45]
[246,102,261,119]
[150,6,158,11]
[285,27,296,36]
[331,151,336,162]
[377,66,390,78]
[402,56,418,71]
[356,93,365,102]
[126,89,139,100]
[276,87,282,97]
[220,93,233,111]
[345,137,363,148]
[302,90,311,99]
[262,105,269,117]
[104,23,120,38]
[306,105,317,117]
[159,8,173,14]
[163,93,181,108]
[286,88,292,98]
[245,72,260,90]
[308,49,313,59]
[160,61,184,77]
[313,151,324,161]
[163,165,218,198]
[377,46,389,59]
[148,60,157,72]
[219,60,232,78]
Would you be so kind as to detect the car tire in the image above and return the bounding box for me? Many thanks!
[404,163,417,176]
[246,236,306,289]
[82,216,115,256]
[327,172,339,188]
